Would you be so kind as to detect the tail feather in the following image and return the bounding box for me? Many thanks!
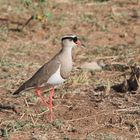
[13,79,35,95]
[13,83,27,95]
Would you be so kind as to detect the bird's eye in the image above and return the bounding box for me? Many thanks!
[73,37,78,43]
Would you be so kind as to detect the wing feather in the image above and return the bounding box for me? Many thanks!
[13,58,60,95]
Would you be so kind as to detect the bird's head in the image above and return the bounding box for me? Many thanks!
[61,34,81,49]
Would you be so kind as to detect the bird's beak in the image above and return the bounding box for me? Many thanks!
[75,40,85,48]
[75,40,81,46]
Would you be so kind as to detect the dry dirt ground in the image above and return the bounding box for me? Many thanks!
[0,0,140,140]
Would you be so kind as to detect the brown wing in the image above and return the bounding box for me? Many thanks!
[13,58,60,94]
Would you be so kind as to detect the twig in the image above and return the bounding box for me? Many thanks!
[24,98,35,125]
[19,113,25,120]
[8,15,34,32]
[37,110,48,116]
[96,55,120,60]
[65,115,96,122]
[134,122,140,135]
[116,106,140,113]
[63,106,140,123]
[0,103,17,113]
[64,110,115,122]
[19,15,34,31]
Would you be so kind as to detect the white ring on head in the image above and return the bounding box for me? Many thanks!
[62,34,76,39]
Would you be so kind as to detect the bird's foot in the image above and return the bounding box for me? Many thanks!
[49,87,55,122]
[35,87,55,122]
[35,88,49,108]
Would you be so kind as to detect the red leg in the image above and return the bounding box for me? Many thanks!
[49,87,55,121]
[35,88,49,108]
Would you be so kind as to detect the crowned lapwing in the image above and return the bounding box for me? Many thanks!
[13,34,81,121]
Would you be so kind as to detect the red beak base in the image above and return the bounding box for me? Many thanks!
[75,40,81,46]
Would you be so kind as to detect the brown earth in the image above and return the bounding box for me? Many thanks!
[0,0,140,140]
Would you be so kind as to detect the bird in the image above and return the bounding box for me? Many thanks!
[13,34,81,121]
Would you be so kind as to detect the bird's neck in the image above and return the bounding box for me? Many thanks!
[61,46,73,58]
[59,46,73,78]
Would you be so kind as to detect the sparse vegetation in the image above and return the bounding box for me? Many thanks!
[0,0,140,139]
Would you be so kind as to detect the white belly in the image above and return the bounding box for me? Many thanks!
[47,65,65,85]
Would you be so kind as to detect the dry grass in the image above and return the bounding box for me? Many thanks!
[0,0,140,139]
